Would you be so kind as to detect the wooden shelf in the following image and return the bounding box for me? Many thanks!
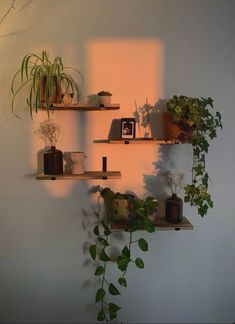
[36,171,121,180]
[94,138,191,144]
[40,103,120,111]
[110,216,193,231]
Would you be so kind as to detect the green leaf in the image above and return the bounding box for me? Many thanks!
[94,266,105,276]
[121,245,130,258]
[99,249,111,262]
[118,276,127,287]
[93,225,99,236]
[142,219,155,233]
[98,237,109,247]
[97,310,106,321]
[135,257,145,269]
[109,310,117,321]
[109,302,121,313]
[138,238,148,251]
[89,244,96,260]
[95,288,106,303]
[117,256,130,271]
[109,283,121,296]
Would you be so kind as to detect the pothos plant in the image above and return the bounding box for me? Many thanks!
[166,95,223,216]
[88,186,158,322]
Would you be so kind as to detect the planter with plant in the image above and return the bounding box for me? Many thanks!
[89,186,158,322]
[11,50,83,117]
[97,91,112,107]
[35,118,63,175]
[166,95,223,216]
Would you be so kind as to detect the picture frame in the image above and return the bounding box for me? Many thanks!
[120,118,136,139]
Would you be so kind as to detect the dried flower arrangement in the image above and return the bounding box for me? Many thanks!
[35,119,60,147]
[162,171,184,195]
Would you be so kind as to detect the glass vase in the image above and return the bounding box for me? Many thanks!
[43,146,63,175]
[165,193,183,224]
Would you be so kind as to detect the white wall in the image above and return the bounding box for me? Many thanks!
[0,0,234,323]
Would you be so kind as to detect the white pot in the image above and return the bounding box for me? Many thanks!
[98,95,111,106]
[70,152,87,174]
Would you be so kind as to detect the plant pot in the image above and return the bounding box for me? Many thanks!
[163,112,192,141]
[98,95,111,107]
[165,194,183,224]
[39,76,62,105]
[44,146,63,175]
[111,194,131,222]
[70,152,87,174]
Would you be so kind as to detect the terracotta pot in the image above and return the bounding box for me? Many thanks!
[163,112,192,141]
[39,76,61,104]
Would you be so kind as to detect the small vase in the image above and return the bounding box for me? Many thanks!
[70,152,87,174]
[44,146,63,175]
[165,194,183,224]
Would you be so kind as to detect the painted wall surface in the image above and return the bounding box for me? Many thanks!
[0,0,234,322]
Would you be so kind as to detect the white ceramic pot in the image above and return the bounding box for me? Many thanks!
[70,152,87,174]
[98,95,111,107]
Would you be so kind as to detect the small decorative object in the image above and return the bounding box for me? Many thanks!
[120,118,136,139]
[166,95,223,216]
[97,90,112,107]
[102,156,107,172]
[70,152,87,175]
[35,119,63,175]
[61,92,74,107]
[163,171,184,223]
[111,193,132,222]
[11,51,83,117]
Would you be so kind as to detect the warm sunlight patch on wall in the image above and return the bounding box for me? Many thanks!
[85,38,164,195]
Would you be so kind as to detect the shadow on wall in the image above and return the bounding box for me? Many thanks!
[143,145,178,217]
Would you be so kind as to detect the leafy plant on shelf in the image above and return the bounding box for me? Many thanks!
[166,95,223,216]
[11,50,83,117]
[89,186,158,322]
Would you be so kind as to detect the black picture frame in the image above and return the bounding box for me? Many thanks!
[120,118,136,139]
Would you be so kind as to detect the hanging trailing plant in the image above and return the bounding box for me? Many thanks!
[166,95,223,216]
[88,186,158,322]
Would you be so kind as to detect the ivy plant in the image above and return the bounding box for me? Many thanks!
[89,187,158,322]
[167,95,223,216]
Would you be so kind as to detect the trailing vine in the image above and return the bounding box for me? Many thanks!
[167,95,223,216]
[89,187,158,322]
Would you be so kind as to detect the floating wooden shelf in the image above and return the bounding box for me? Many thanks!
[94,138,191,145]
[36,171,121,180]
[40,103,120,111]
[110,216,193,231]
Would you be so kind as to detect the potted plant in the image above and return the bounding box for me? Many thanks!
[88,186,158,322]
[166,95,223,216]
[11,50,84,117]
[35,118,63,175]
[97,90,112,107]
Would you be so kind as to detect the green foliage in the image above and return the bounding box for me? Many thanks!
[97,90,112,96]
[11,51,83,117]
[167,95,222,216]
[89,187,158,322]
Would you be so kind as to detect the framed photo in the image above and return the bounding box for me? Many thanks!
[120,118,136,139]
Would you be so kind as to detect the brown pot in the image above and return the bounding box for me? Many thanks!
[39,76,61,104]
[163,112,192,141]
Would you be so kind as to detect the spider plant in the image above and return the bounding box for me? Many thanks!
[11,51,84,117]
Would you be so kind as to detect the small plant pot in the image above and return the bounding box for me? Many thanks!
[111,195,131,222]
[98,95,111,107]
[163,112,192,141]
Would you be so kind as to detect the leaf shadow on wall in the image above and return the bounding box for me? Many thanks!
[143,145,177,218]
